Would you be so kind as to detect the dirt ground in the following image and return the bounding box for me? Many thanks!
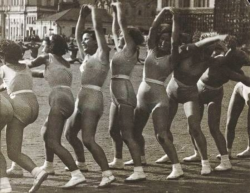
[1,46,250,193]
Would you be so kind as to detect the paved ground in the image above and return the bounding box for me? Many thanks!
[1,46,250,193]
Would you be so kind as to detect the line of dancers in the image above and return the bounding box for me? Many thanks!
[1,1,250,192]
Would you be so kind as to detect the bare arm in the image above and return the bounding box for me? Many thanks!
[22,55,48,68]
[75,5,91,60]
[31,69,45,78]
[222,67,250,86]
[112,5,120,51]
[90,6,110,63]
[147,7,169,50]
[195,34,228,48]
[170,8,180,64]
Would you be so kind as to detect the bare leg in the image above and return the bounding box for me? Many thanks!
[0,126,7,177]
[65,109,86,163]
[153,107,179,164]
[44,109,78,172]
[81,110,109,171]
[208,101,227,155]
[236,102,250,158]
[156,98,178,163]
[6,118,36,173]
[124,107,150,165]
[119,104,142,167]
[183,104,204,162]
[184,101,208,160]
[41,117,54,162]
[226,88,245,152]
[109,102,123,159]
[133,107,150,156]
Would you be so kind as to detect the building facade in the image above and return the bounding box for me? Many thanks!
[0,0,78,40]
[157,0,215,33]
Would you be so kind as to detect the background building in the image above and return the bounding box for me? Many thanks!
[36,7,112,38]
[214,0,250,44]
[0,0,79,40]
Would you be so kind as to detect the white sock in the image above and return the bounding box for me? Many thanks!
[44,161,53,168]
[0,177,10,185]
[172,163,182,171]
[134,166,143,173]
[113,158,123,163]
[201,160,210,167]
[102,170,112,177]
[31,167,42,177]
[221,155,229,162]
[71,169,82,178]
[11,162,21,169]
[227,148,232,156]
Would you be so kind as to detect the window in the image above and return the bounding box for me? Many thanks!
[180,0,190,7]
[165,0,175,7]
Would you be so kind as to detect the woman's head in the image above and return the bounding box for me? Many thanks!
[157,24,172,54]
[81,30,97,55]
[0,40,22,63]
[118,27,144,49]
[46,34,68,56]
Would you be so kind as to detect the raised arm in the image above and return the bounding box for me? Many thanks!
[90,6,110,63]
[195,34,228,48]
[112,5,120,51]
[75,5,91,60]
[170,8,180,64]
[31,69,45,78]
[112,1,137,55]
[147,7,169,50]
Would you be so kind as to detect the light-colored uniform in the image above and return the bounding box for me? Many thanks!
[110,51,137,108]
[0,65,38,125]
[137,47,177,112]
[45,53,74,118]
[77,54,109,115]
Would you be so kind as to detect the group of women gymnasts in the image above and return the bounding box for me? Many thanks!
[0,1,250,192]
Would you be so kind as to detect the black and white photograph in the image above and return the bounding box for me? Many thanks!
[0,0,249,192]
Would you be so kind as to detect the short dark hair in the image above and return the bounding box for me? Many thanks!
[0,40,22,62]
[82,30,96,41]
[47,34,68,56]
[127,27,145,46]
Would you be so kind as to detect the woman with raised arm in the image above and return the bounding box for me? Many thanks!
[26,34,86,189]
[123,7,184,179]
[63,5,115,188]
[0,40,48,193]
[107,0,146,182]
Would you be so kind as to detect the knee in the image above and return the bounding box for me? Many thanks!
[45,138,60,150]
[189,128,201,138]
[156,132,168,144]
[121,132,133,144]
[82,137,95,150]
[65,129,77,143]
[109,128,120,139]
